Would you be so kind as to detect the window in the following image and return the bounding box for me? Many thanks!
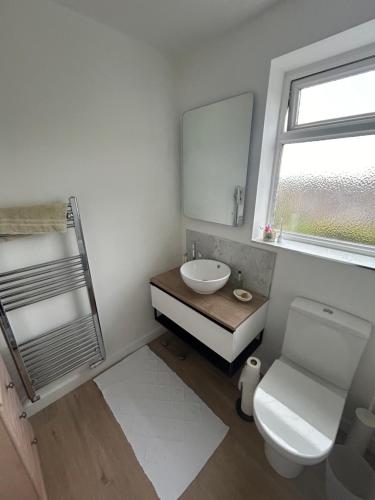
[271,57,375,256]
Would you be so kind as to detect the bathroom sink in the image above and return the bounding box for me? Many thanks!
[180,259,231,294]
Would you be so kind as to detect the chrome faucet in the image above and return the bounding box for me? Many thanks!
[191,242,202,260]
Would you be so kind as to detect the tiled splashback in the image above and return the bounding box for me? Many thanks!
[186,230,276,297]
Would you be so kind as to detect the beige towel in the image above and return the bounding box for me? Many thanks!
[0,202,67,238]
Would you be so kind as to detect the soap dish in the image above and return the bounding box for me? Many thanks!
[233,289,253,302]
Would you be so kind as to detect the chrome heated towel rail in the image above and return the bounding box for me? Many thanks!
[0,196,106,402]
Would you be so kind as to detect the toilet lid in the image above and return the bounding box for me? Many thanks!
[253,359,346,465]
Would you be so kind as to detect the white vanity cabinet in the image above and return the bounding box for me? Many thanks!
[150,268,268,374]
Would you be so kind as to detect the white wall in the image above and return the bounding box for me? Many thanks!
[0,0,181,408]
[177,0,375,420]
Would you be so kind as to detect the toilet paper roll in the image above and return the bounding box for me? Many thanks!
[238,357,261,417]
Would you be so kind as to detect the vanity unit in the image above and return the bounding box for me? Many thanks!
[0,353,47,499]
[150,268,268,374]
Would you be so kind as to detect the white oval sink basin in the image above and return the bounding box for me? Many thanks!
[180,259,231,295]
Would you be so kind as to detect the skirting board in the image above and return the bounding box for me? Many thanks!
[24,324,164,417]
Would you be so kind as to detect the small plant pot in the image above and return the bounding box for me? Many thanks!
[263,230,277,242]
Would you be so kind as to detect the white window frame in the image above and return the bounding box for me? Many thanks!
[267,55,375,258]
[287,57,375,131]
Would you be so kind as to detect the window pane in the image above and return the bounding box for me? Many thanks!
[296,69,375,124]
[274,136,375,246]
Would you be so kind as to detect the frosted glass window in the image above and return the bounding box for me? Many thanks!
[271,56,375,254]
[297,70,375,125]
[274,135,375,246]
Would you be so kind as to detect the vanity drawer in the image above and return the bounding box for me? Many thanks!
[151,285,235,361]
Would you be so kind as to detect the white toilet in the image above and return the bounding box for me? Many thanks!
[253,297,371,479]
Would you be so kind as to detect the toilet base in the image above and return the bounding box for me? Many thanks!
[264,442,304,478]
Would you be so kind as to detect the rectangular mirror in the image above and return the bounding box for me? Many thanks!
[182,93,253,226]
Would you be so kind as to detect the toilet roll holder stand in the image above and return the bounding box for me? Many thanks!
[236,398,254,421]
[236,357,261,422]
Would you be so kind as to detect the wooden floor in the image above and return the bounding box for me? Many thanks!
[31,333,325,500]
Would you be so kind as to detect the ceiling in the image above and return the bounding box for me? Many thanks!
[51,0,278,55]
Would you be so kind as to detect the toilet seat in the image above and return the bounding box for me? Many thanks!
[253,359,346,465]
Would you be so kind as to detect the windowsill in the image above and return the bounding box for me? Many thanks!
[253,237,375,270]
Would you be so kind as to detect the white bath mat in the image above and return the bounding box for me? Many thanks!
[94,345,228,500]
